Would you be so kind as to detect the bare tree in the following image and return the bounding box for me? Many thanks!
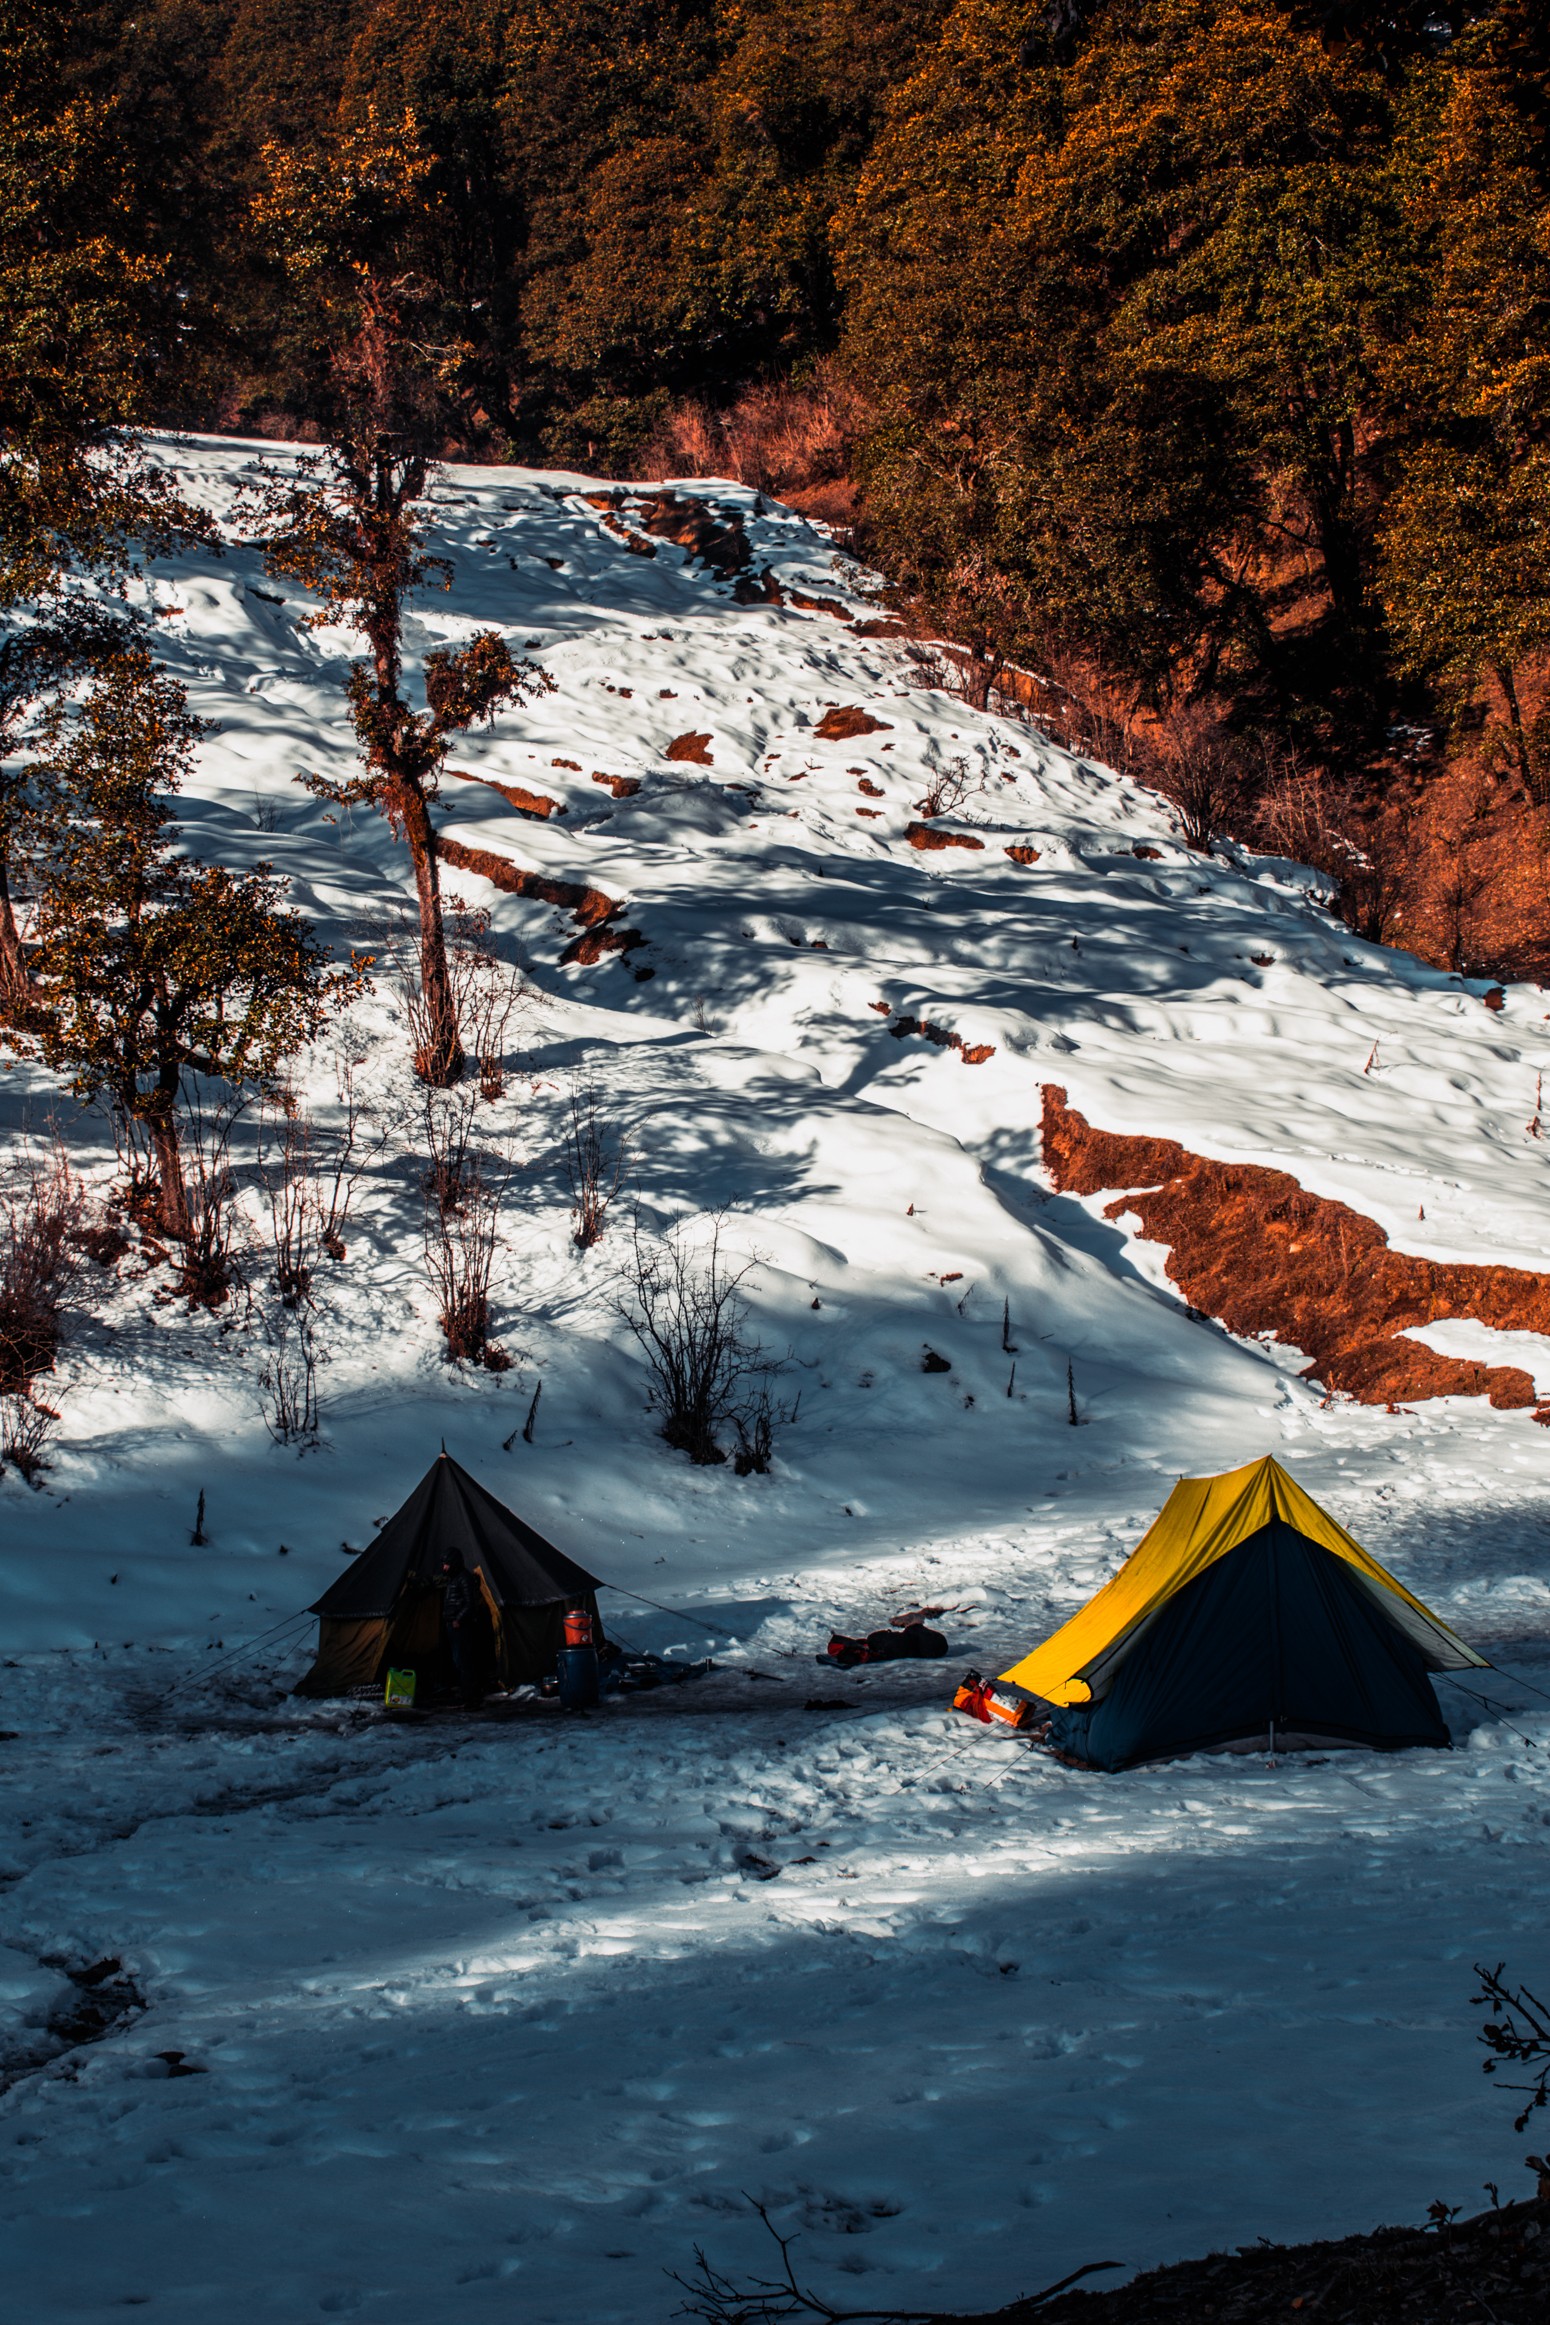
[615,1214,782,1467]
[565,1081,628,1251]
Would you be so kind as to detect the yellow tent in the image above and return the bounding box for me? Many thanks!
[999,1455,1484,1769]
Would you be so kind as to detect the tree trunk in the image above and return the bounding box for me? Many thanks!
[148,1112,192,1244]
[401,781,464,1086]
[1305,420,1365,637]
[0,854,28,1013]
[1495,660,1538,796]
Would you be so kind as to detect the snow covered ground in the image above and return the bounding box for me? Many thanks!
[2,436,1548,2320]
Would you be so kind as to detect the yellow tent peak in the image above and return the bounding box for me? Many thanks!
[999,1454,1485,1707]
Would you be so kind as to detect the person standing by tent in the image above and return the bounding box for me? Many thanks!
[436,1548,495,1708]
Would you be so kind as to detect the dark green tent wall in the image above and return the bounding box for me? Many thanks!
[295,1451,605,1698]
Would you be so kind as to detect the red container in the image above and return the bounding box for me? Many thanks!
[563,1605,593,1649]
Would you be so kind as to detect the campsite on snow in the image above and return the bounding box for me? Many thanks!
[2,435,1549,2321]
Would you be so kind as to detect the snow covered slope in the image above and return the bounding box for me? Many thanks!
[2,438,1548,2322]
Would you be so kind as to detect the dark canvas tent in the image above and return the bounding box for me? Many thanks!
[998,1455,1486,1769]
[295,1451,605,1698]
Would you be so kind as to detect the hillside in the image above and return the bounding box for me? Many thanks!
[1,438,1548,2322]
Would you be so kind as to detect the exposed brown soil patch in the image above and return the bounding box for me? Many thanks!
[1005,844,1041,865]
[445,769,563,820]
[591,772,642,798]
[636,490,751,575]
[665,731,713,765]
[908,822,984,852]
[435,836,642,969]
[790,589,854,620]
[815,705,890,740]
[587,486,751,574]
[857,776,884,797]
[1133,843,1162,860]
[1002,2192,1550,2325]
[857,807,882,818]
[1041,1084,1550,1407]
[890,1015,996,1065]
[563,924,646,966]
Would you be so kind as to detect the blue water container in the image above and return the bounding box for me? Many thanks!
[556,1645,600,1710]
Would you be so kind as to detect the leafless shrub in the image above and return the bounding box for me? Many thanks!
[106,1106,161,1228]
[1474,1961,1550,2137]
[380,899,527,1097]
[731,1372,797,1478]
[0,1389,59,1485]
[173,1085,246,1308]
[257,1052,376,1295]
[420,1087,514,1367]
[639,361,867,500]
[944,641,1005,714]
[446,902,528,1100]
[1254,769,1411,944]
[901,643,949,695]
[420,1083,480,1217]
[565,1082,629,1251]
[259,1301,320,1446]
[670,2195,1118,2323]
[915,755,976,820]
[615,1213,784,1468]
[257,1104,316,1308]
[0,1143,83,1395]
[1145,705,1245,851]
[1003,642,1142,774]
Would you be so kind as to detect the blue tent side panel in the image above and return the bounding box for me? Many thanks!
[1047,1519,1451,1771]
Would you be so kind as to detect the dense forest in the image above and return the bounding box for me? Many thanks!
[7,0,1550,975]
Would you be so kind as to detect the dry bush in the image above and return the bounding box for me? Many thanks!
[420,1087,513,1367]
[257,1054,375,1300]
[386,900,527,1098]
[258,1104,316,1308]
[615,1214,785,1468]
[565,1081,628,1251]
[447,903,527,1100]
[1145,705,1246,850]
[1253,768,1411,944]
[903,642,952,693]
[639,361,868,501]
[0,1389,59,1485]
[179,1099,245,1305]
[0,1144,83,1395]
[915,754,976,820]
[260,1302,320,1446]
